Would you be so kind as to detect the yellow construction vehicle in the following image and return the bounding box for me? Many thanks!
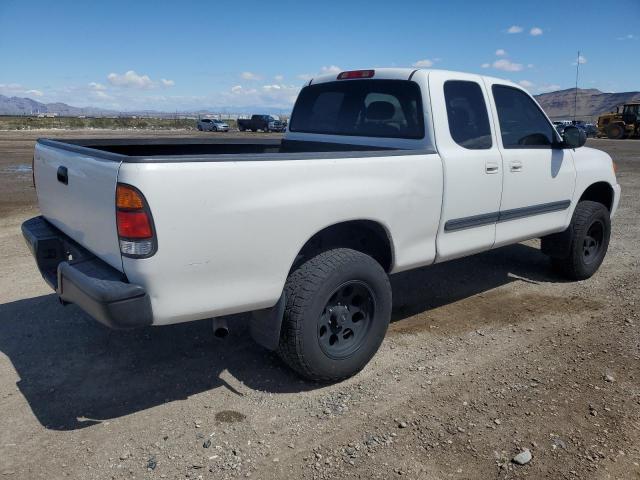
[597,103,640,139]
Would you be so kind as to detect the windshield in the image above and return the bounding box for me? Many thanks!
[289,80,424,139]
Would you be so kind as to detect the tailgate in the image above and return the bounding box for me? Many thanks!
[34,141,123,271]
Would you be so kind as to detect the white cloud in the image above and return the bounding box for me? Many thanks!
[88,82,106,91]
[507,25,523,34]
[495,49,507,56]
[481,63,490,68]
[518,80,534,88]
[320,65,342,75]
[527,63,534,68]
[537,84,561,93]
[529,27,543,36]
[160,78,175,87]
[572,55,587,65]
[492,59,523,72]
[228,82,300,108]
[413,59,434,68]
[297,66,342,81]
[274,75,284,82]
[0,83,46,98]
[240,71,261,81]
[107,70,153,88]
[617,33,636,40]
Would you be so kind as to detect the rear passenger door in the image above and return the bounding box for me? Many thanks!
[486,82,576,247]
[429,71,503,262]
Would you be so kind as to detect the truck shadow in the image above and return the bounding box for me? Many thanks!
[0,242,562,431]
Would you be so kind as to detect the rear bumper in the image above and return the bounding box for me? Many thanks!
[21,216,153,329]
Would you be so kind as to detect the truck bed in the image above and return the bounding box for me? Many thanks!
[37,138,409,162]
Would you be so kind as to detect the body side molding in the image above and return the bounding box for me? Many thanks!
[444,200,571,232]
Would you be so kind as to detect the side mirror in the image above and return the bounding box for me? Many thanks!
[562,125,587,149]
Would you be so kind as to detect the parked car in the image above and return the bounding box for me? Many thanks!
[553,121,567,135]
[197,118,229,132]
[23,68,620,381]
[237,115,285,132]
[572,120,597,138]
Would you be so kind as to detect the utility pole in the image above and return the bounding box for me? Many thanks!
[574,50,580,122]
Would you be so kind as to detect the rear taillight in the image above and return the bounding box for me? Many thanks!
[337,70,375,80]
[116,183,156,258]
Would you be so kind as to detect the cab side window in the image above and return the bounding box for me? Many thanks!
[492,85,557,148]
[444,80,492,149]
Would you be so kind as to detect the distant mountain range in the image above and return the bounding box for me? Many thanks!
[2,88,639,119]
[0,95,116,116]
[534,88,640,120]
[0,94,290,117]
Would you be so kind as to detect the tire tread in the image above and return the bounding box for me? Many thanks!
[278,248,388,381]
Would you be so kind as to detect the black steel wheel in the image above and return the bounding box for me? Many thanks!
[278,248,392,382]
[582,219,604,265]
[318,281,375,359]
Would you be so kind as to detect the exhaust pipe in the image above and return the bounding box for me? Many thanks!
[211,317,229,339]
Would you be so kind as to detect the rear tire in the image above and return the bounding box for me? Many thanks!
[546,200,611,280]
[278,248,391,382]
[607,123,625,139]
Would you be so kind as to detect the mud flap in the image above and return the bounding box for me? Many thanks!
[249,294,285,351]
[541,225,574,259]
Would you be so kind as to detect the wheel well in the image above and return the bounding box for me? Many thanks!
[293,220,393,272]
[579,182,613,211]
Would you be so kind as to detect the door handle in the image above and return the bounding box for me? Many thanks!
[485,162,499,174]
[510,161,523,172]
[57,166,68,185]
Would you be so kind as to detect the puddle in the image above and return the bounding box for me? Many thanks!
[214,410,246,423]
[389,290,603,336]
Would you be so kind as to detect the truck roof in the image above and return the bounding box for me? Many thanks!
[308,68,520,90]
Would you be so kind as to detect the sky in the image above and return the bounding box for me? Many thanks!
[1,0,638,112]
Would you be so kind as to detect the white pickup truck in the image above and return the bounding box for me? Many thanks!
[23,68,621,381]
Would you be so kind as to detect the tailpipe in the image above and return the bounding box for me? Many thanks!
[211,317,229,339]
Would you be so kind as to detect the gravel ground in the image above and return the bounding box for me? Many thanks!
[0,131,638,479]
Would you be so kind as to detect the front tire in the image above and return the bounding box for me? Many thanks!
[278,248,392,382]
[546,201,611,280]
[607,123,625,139]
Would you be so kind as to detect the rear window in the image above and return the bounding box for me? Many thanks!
[289,80,424,139]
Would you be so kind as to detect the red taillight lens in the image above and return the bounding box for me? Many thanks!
[117,210,153,239]
[337,70,375,80]
[116,183,156,257]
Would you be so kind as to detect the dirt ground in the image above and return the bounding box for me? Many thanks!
[0,130,638,480]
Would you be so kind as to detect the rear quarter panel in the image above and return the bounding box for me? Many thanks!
[118,153,443,325]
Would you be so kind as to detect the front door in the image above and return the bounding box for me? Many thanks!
[486,82,577,247]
